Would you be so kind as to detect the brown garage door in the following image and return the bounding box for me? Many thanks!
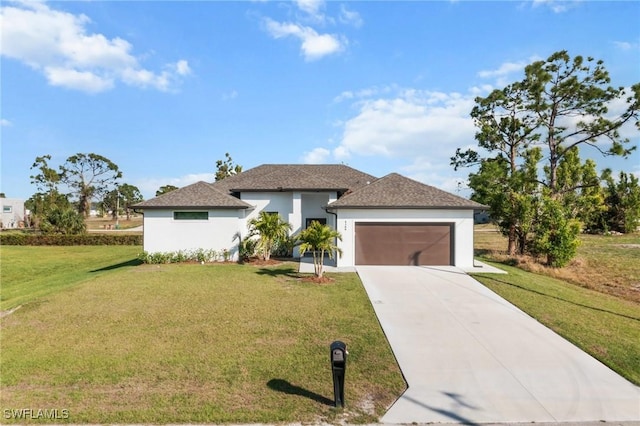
[355,222,453,266]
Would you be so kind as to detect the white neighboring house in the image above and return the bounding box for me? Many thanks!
[0,198,26,229]
[133,164,486,268]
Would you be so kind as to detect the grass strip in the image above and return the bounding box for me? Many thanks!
[472,261,640,385]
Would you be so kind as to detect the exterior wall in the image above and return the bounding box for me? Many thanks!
[0,198,26,229]
[240,191,337,257]
[334,209,476,268]
[143,209,243,260]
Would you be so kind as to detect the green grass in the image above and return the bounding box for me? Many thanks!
[472,262,640,385]
[474,225,640,302]
[0,248,404,424]
[0,246,142,311]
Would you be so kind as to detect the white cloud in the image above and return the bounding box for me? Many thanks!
[44,66,114,92]
[263,18,344,61]
[222,90,238,101]
[302,86,478,193]
[0,2,190,93]
[1,118,13,127]
[339,5,363,28]
[614,40,640,51]
[294,0,325,21]
[478,61,526,79]
[532,0,581,13]
[302,147,331,163]
[337,90,475,159]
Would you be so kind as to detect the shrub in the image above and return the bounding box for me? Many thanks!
[0,233,142,246]
[138,249,221,264]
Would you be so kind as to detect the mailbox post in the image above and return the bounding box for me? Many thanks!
[330,340,347,408]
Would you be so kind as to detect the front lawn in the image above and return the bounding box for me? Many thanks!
[0,250,405,424]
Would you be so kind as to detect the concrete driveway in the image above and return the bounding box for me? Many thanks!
[357,266,640,424]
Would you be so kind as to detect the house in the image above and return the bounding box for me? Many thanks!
[133,164,486,267]
[0,197,26,229]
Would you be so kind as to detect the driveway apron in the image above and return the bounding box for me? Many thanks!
[357,266,640,424]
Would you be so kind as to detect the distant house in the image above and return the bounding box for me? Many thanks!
[133,164,486,267]
[0,198,26,229]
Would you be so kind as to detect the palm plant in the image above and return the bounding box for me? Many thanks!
[298,220,342,278]
[248,212,292,261]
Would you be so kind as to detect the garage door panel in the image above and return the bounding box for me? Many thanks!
[355,223,453,266]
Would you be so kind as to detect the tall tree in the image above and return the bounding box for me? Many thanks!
[452,81,540,255]
[104,184,143,220]
[156,185,179,196]
[215,152,242,181]
[118,184,143,220]
[60,153,122,217]
[524,51,637,196]
[29,155,67,228]
[453,50,639,266]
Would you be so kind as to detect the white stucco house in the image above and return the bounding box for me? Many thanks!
[0,197,26,229]
[133,164,486,268]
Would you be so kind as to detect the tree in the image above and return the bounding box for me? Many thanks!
[603,171,640,233]
[530,196,581,267]
[453,50,639,265]
[118,184,143,220]
[103,184,143,220]
[215,152,242,181]
[156,185,179,196]
[39,205,86,235]
[29,155,68,229]
[524,52,637,196]
[248,211,292,261]
[298,220,343,278]
[60,153,122,217]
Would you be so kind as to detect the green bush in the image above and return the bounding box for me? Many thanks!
[0,233,142,246]
[138,248,224,264]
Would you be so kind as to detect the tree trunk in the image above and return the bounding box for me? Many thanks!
[507,223,517,256]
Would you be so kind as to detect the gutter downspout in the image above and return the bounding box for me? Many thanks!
[324,207,339,267]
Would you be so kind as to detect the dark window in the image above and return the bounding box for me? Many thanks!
[174,211,208,220]
[306,218,327,228]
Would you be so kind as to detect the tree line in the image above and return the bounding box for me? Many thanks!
[452,50,640,267]
[26,152,244,234]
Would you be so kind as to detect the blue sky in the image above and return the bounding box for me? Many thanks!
[1,0,639,201]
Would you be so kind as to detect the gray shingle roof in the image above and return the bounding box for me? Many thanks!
[132,181,251,209]
[327,173,487,209]
[210,164,376,193]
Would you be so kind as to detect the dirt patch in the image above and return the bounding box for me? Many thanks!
[615,244,640,249]
[301,275,335,284]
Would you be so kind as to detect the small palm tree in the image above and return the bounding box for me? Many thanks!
[248,211,292,261]
[298,220,342,278]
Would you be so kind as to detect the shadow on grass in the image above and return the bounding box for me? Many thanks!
[267,379,333,406]
[480,275,640,322]
[255,267,300,279]
[91,258,143,272]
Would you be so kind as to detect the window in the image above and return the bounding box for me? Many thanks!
[3,206,12,213]
[306,218,327,228]
[174,211,208,220]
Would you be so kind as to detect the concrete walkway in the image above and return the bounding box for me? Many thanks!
[357,266,640,424]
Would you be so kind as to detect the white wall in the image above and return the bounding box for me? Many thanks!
[0,198,25,228]
[143,209,243,260]
[334,209,476,268]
